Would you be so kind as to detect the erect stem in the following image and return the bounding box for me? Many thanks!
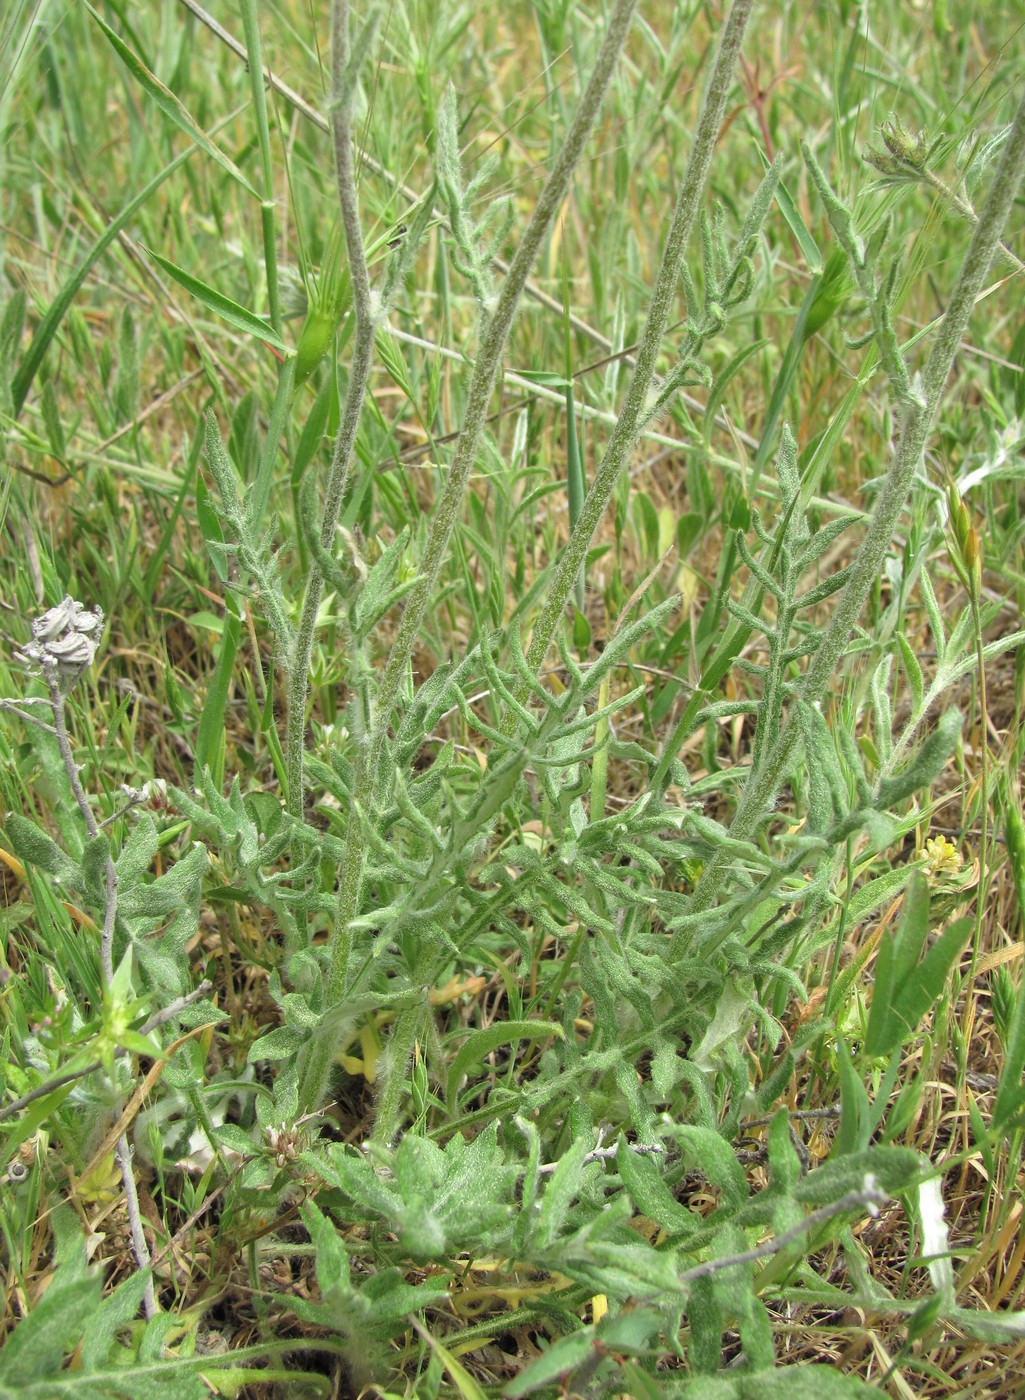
[375,0,639,733]
[286,0,378,819]
[521,0,756,686]
[675,85,1025,941]
[297,0,640,1114]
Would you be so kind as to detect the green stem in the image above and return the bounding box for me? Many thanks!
[285,0,378,821]
[297,0,639,1114]
[673,85,1025,947]
[521,0,756,687]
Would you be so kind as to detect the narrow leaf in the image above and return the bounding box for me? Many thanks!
[83,3,261,200]
[888,916,973,1049]
[146,248,288,353]
[896,632,924,714]
[10,143,199,415]
[773,174,824,273]
[413,1321,488,1400]
[503,1328,595,1397]
[194,611,241,787]
[864,871,930,1058]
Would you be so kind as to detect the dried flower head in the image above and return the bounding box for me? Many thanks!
[16,597,104,692]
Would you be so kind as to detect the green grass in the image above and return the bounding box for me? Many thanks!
[2,1,1025,1396]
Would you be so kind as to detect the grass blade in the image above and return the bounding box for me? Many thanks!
[145,248,289,355]
[10,141,203,415]
[83,2,261,200]
[194,609,241,788]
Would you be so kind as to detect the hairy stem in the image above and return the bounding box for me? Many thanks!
[676,1183,887,1286]
[44,664,109,971]
[47,676,98,842]
[286,0,378,819]
[676,86,1025,938]
[297,0,639,1113]
[522,0,756,684]
[115,1132,157,1317]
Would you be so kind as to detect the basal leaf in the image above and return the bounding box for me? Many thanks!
[446,1020,563,1109]
[1,1269,99,1384]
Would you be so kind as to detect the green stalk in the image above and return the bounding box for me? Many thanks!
[672,86,1025,948]
[375,0,639,731]
[297,0,640,1113]
[285,0,380,821]
[239,0,281,335]
[521,0,756,686]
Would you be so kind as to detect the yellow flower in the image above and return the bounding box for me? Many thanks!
[924,835,962,878]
